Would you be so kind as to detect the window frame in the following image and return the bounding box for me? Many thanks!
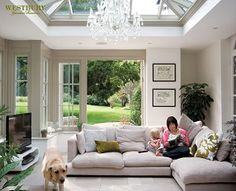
[15,55,29,114]
[42,58,49,128]
[59,63,80,130]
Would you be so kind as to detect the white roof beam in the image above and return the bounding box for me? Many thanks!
[67,0,73,15]
[172,0,193,8]
[47,0,66,17]
[165,0,185,18]
[157,0,164,18]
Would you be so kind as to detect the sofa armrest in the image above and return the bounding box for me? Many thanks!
[67,134,78,162]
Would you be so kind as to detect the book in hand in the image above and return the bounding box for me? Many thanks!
[168,135,181,148]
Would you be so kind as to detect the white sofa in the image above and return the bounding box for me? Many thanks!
[67,123,236,191]
[67,124,172,176]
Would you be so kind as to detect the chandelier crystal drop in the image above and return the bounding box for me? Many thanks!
[87,0,143,41]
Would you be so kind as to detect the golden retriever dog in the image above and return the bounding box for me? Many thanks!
[42,148,67,191]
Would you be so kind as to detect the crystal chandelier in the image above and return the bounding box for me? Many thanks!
[87,0,143,41]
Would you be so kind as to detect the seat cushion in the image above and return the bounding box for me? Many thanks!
[171,157,236,184]
[72,152,124,169]
[123,151,172,167]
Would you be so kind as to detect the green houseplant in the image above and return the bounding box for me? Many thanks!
[0,143,33,191]
[180,83,214,123]
[0,105,33,190]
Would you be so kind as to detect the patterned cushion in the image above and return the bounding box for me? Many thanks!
[194,132,220,160]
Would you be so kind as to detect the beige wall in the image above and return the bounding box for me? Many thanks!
[181,51,197,85]
[145,48,181,126]
[195,41,222,132]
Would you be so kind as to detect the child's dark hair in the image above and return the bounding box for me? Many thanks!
[166,116,178,130]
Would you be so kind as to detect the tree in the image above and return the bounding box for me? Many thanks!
[130,86,141,125]
[87,60,140,106]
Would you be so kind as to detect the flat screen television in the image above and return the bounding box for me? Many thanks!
[6,113,32,153]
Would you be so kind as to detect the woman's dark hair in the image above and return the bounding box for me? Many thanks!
[166,116,178,130]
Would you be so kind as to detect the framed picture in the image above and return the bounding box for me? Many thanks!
[152,63,176,82]
[152,88,176,107]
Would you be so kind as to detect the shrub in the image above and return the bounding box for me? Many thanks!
[107,93,121,108]
[16,96,28,102]
[130,86,141,125]
[63,93,71,102]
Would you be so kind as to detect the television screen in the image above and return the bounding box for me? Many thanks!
[6,113,32,151]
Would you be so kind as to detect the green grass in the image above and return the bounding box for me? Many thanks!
[16,101,130,124]
[87,105,130,124]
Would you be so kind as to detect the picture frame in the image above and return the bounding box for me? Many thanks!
[152,63,176,82]
[152,88,176,107]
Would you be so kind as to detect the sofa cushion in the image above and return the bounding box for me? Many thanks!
[76,131,85,154]
[178,114,202,144]
[171,157,236,184]
[123,151,172,167]
[191,126,214,147]
[72,152,124,169]
[194,132,221,160]
[95,140,120,153]
[84,129,107,152]
[216,140,231,161]
[116,128,146,152]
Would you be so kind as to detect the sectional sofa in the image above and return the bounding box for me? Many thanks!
[67,122,236,191]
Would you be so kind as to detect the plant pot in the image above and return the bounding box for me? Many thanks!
[41,131,47,138]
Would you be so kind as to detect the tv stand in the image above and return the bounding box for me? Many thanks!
[17,146,32,154]
[12,147,39,171]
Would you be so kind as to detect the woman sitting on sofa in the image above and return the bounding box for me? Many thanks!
[162,116,190,159]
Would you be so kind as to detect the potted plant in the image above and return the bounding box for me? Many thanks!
[40,128,47,138]
[0,143,33,191]
[180,83,214,123]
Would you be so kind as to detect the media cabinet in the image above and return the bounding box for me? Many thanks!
[12,147,39,171]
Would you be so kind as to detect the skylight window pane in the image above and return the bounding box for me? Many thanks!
[132,0,160,15]
[161,4,176,16]
[71,0,97,15]
[55,1,70,15]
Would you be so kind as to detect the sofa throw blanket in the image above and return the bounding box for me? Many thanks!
[116,128,146,153]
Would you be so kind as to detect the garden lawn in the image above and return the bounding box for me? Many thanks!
[87,105,130,124]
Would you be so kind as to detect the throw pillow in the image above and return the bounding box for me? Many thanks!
[191,126,214,147]
[116,128,146,153]
[189,144,197,156]
[95,140,120,153]
[216,140,231,161]
[76,131,85,154]
[194,132,220,160]
[84,129,107,152]
[179,114,203,144]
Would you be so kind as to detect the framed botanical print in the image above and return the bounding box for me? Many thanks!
[152,63,176,82]
[152,88,176,107]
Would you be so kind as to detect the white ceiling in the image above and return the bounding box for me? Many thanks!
[0,0,236,50]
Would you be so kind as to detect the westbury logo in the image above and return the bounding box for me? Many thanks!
[5,4,45,14]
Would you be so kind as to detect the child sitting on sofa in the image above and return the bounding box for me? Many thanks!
[147,128,164,156]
